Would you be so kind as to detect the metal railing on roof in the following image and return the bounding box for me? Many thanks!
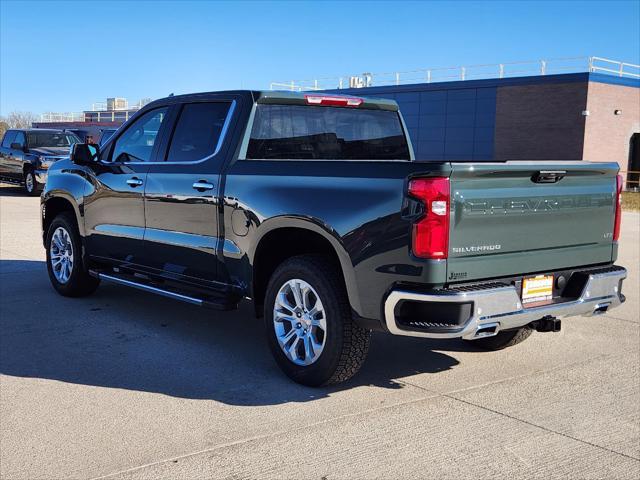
[40,99,149,123]
[589,56,640,78]
[269,56,640,92]
[39,111,133,123]
[39,112,86,122]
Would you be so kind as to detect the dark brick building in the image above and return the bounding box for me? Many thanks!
[334,72,640,188]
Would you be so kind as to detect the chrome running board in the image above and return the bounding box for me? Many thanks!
[95,272,203,306]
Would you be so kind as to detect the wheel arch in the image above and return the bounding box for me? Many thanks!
[42,193,84,245]
[23,163,33,174]
[249,217,361,318]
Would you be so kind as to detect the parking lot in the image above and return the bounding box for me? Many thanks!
[0,183,638,479]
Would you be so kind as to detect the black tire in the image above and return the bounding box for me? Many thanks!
[264,255,371,387]
[464,327,533,351]
[46,212,100,297]
[23,169,40,196]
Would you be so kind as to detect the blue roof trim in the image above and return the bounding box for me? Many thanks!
[324,72,638,95]
[325,73,592,95]
[588,72,640,88]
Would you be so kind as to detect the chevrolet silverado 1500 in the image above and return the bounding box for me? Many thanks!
[41,90,626,386]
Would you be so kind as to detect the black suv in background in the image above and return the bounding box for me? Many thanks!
[0,129,79,195]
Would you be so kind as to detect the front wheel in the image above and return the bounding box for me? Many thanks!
[46,212,100,297]
[264,255,371,387]
[24,170,39,196]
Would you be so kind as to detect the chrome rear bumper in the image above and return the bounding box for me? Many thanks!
[384,266,627,340]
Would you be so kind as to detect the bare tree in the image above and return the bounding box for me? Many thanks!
[0,119,8,139]
[6,111,39,129]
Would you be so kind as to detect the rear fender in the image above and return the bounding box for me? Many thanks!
[250,216,362,315]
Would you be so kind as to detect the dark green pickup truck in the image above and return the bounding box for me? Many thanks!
[41,90,627,386]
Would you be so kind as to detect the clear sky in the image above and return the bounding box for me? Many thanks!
[1,0,639,116]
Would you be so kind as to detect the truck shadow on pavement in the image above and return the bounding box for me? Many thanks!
[1,260,468,405]
[0,183,29,197]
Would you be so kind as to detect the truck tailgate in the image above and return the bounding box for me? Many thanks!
[447,161,618,283]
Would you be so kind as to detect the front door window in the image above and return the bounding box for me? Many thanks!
[111,108,168,163]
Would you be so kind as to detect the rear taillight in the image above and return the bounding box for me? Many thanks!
[304,95,363,107]
[408,177,450,259]
[614,174,623,241]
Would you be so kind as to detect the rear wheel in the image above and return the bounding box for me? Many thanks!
[464,327,533,351]
[46,212,99,297]
[264,255,371,386]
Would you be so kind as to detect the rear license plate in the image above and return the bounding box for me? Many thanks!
[521,274,554,305]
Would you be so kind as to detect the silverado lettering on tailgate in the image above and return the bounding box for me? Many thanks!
[452,245,502,254]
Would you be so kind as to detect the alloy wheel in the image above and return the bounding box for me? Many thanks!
[50,227,74,284]
[273,279,327,366]
[25,172,34,193]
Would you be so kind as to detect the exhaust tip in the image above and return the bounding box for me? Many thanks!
[475,323,500,338]
[593,303,611,315]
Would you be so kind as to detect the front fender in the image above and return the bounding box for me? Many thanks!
[24,156,38,170]
[41,163,88,237]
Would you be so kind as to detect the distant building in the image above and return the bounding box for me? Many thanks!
[33,97,151,135]
[277,56,640,189]
[106,97,127,111]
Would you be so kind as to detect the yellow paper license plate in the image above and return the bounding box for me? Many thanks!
[521,275,554,305]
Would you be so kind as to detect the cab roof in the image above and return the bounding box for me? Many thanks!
[7,128,70,133]
[255,91,398,111]
[145,90,399,111]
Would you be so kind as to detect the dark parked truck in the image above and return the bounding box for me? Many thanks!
[0,129,79,195]
[41,91,627,386]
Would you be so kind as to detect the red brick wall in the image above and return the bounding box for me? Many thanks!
[582,82,640,174]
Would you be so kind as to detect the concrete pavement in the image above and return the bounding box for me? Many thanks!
[1,184,638,479]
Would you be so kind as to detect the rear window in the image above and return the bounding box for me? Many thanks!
[246,104,410,160]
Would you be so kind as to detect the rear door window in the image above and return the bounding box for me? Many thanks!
[246,104,410,160]
[165,102,232,162]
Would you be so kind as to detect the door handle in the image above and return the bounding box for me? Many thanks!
[192,181,215,192]
[126,177,144,187]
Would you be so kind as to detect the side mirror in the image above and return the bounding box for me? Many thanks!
[70,143,99,165]
[10,142,24,151]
